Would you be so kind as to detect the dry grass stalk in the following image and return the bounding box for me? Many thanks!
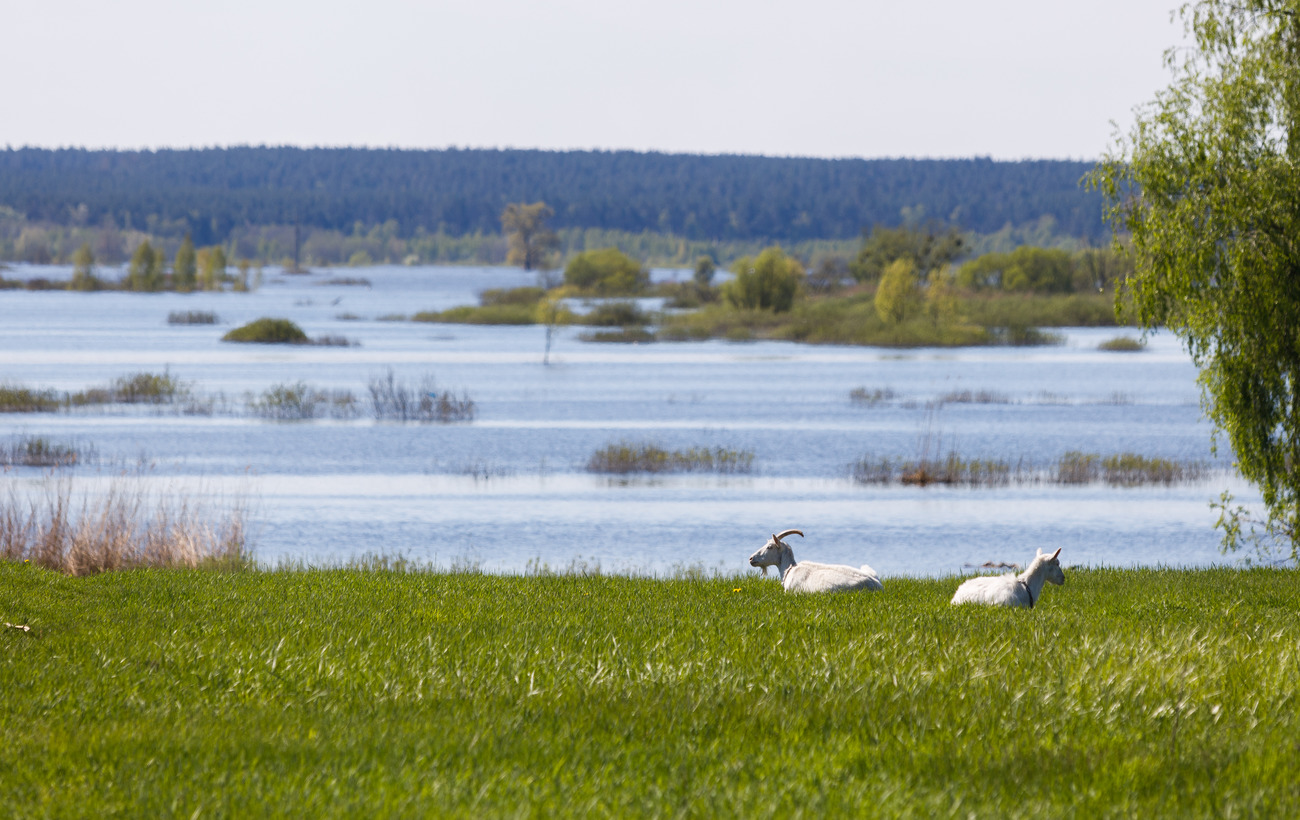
[0,479,248,575]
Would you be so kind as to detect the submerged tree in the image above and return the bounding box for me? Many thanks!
[173,234,197,292]
[197,246,227,291]
[1090,0,1300,558]
[502,201,560,271]
[125,240,164,291]
[70,242,99,291]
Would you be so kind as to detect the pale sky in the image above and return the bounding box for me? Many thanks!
[3,0,1187,160]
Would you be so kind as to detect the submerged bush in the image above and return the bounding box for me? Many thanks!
[581,301,649,327]
[222,318,309,344]
[849,387,896,406]
[0,384,62,413]
[0,436,90,468]
[588,442,754,474]
[579,328,655,344]
[1099,336,1146,352]
[249,382,361,420]
[367,370,475,422]
[168,311,218,325]
[854,448,1211,488]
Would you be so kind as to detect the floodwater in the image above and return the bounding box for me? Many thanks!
[0,263,1261,576]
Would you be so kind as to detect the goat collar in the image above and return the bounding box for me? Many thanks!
[1018,579,1036,609]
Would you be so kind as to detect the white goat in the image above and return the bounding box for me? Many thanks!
[748,529,884,593]
[950,548,1064,608]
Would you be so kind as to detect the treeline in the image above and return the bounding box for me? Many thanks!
[0,147,1104,247]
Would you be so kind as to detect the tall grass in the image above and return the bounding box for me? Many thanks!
[1,567,1297,816]
[588,441,755,474]
[0,479,248,575]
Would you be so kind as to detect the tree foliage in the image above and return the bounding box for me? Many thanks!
[125,241,163,292]
[173,234,196,292]
[70,242,98,291]
[563,248,649,295]
[722,247,804,312]
[501,202,559,270]
[197,246,226,291]
[874,258,922,324]
[1090,0,1300,556]
[851,224,965,284]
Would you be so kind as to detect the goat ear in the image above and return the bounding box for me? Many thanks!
[1036,548,1044,557]
[1049,548,1061,560]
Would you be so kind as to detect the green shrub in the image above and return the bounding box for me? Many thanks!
[1099,336,1146,351]
[0,385,62,413]
[479,286,545,307]
[580,328,656,343]
[581,301,648,327]
[721,246,803,312]
[563,248,649,295]
[222,318,309,344]
[412,304,539,325]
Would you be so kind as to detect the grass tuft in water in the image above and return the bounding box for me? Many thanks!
[0,384,62,413]
[167,310,218,325]
[855,450,1212,487]
[588,441,755,474]
[579,327,656,343]
[849,386,897,406]
[249,382,361,420]
[0,436,92,468]
[1099,335,1146,351]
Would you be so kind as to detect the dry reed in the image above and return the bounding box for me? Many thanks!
[0,479,249,575]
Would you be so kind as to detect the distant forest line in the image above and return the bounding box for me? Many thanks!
[0,148,1105,261]
[0,217,1083,271]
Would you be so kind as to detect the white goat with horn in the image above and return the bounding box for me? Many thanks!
[748,529,884,593]
[950,548,1065,608]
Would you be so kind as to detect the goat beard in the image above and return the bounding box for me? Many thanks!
[759,566,769,576]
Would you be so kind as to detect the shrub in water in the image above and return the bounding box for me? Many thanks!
[1099,336,1146,352]
[0,436,88,468]
[587,442,754,474]
[367,370,475,422]
[222,318,309,344]
[167,311,218,325]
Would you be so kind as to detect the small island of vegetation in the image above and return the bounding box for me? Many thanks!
[409,213,1133,348]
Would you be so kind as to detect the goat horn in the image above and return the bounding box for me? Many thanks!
[773,529,804,542]
[1049,547,1061,560]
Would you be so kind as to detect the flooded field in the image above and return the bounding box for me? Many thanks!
[0,263,1257,575]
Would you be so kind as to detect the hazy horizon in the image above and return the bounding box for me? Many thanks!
[4,0,1187,162]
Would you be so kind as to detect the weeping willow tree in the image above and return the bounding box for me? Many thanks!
[1091,1,1300,557]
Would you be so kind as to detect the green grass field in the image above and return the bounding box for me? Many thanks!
[3,563,1298,817]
